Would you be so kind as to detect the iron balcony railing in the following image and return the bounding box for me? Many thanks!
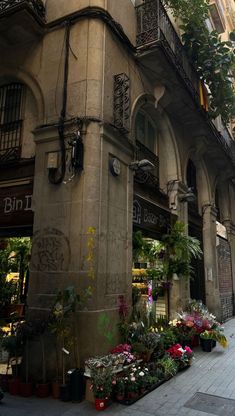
[0,120,22,162]
[136,0,235,165]
[0,0,45,21]
[135,140,160,189]
[136,0,200,104]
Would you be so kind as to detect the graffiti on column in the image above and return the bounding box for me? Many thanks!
[31,228,70,271]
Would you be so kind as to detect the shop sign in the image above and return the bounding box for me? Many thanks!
[0,183,33,228]
[133,195,171,235]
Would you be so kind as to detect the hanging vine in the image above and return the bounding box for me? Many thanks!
[163,0,235,123]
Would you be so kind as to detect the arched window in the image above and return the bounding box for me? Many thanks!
[0,82,24,160]
[215,189,221,222]
[186,159,197,195]
[135,111,157,154]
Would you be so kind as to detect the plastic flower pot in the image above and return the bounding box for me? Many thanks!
[51,381,61,399]
[200,338,212,352]
[212,340,216,348]
[36,382,50,398]
[0,374,12,392]
[95,398,108,410]
[60,383,70,401]
[19,381,33,397]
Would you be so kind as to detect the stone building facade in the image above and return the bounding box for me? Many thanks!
[0,0,235,361]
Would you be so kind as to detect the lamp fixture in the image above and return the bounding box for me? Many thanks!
[170,187,196,209]
[178,188,196,203]
[129,159,155,172]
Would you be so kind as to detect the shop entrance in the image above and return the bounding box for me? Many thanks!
[0,180,34,319]
[0,237,32,320]
[132,195,172,322]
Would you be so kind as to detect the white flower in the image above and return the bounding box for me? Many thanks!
[139,371,145,377]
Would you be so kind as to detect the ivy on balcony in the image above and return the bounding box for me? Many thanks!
[163,0,235,123]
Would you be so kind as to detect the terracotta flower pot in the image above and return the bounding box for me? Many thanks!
[19,381,33,397]
[116,393,125,401]
[127,391,139,400]
[95,397,108,410]
[36,382,50,398]
[192,334,199,347]
[8,378,20,395]
[51,381,61,399]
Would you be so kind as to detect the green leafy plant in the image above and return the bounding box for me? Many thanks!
[163,0,235,122]
[159,328,177,350]
[158,356,178,378]
[200,330,213,340]
[162,221,203,280]
[115,377,126,395]
[90,366,113,399]
[49,286,80,384]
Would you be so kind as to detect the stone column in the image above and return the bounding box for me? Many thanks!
[223,219,235,313]
[202,204,221,318]
[168,181,190,317]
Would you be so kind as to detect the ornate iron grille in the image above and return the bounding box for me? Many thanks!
[113,73,130,133]
[0,83,24,162]
[0,0,45,20]
[136,0,200,104]
[135,140,159,188]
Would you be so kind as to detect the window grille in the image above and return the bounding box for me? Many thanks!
[0,83,24,161]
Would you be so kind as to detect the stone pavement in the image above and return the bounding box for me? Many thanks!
[1,318,235,416]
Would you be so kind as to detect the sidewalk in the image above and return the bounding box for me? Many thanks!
[1,318,235,416]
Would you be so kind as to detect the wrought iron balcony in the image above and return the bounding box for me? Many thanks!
[134,140,160,189]
[136,0,200,104]
[0,0,45,20]
[0,0,45,45]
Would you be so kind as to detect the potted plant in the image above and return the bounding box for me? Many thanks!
[33,318,50,397]
[161,221,203,281]
[2,332,23,395]
[90,366,113,410]
[17,321,35,397]
[114,377,126,401]
[126,376,139,401]
[166,343,194,370]
[200,330,213,352]
[158,356,178,379]
[49,286,80,400]
[151,287,159,302]
[139,332,161,362]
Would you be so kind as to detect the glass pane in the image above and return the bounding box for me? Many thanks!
[147,121,156,153]
[136,112,145,143]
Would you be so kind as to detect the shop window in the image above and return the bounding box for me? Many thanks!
[0,82,24,160]
[135,112,157,154]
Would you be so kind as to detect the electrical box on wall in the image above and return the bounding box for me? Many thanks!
[47,152,59,169]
